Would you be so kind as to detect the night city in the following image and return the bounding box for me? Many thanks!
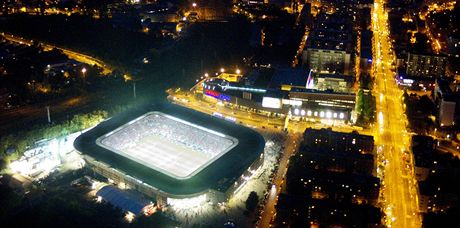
[0,0,459,227]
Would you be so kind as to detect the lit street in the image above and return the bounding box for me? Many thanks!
[258,133,300,228]
[372,1,421,227]
[169,91,371,136]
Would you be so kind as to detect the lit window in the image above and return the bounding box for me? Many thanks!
[301,109,306,116]
[339,113,345,119]
[320,111,325,118]
[307,110,312,116]
[294,108,300,115]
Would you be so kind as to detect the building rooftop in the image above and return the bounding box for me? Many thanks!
[269,68,310,88]
[96,185,151,215]
[316,73,354,82]
[306,12,353,52]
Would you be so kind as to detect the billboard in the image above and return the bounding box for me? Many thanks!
[204,89,231,101]
[262,97,282,109]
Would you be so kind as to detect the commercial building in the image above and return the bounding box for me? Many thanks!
[74,103,265,205]
[288,88,355,121]
[200,67,356,122]
[314,73,354,93]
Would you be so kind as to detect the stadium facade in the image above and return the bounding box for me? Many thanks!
[74,103,265,204]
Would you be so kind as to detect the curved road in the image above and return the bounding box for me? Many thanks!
[1,33,112,75]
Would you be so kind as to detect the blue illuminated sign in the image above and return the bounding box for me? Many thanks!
[205,89,231,101]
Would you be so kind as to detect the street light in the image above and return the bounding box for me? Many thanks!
[192,2,197,7]
[236,69,241,74]
[220,68,225,73]
[81,67,87,75]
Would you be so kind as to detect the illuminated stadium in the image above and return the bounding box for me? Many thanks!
[74,103,265,204]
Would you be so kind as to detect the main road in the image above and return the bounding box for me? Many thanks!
[372,1,421,227]
[257,133,300,228]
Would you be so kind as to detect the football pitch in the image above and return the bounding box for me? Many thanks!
[122,134,211,178]
[96,112,237,179]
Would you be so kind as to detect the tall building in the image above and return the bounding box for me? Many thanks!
[406,53,448,78]
[360,29,373,74]
[434,78,460,127]
[302,12,353,75]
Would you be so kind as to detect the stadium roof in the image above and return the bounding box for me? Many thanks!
[74,103,265,197]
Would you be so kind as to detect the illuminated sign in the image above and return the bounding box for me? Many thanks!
[306,69,315,89]
[282,99,302,106]
[205,89,231,101]
[402,79,414,85]
[262,97,282,109]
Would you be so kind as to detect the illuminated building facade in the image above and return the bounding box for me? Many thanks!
[201,68,356,122]
[406,53,447,78]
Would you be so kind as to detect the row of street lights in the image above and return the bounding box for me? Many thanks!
[195,68,242,82]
